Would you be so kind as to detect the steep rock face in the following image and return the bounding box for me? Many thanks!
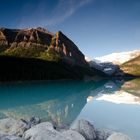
[0,30,7,45]
[0,27,87,67]
[0,28,19,45]
[51,31,87,66]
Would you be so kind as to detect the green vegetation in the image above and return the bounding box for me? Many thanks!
[1,44,46,58]
[0,45,60,62]
[3,47,42,58]
[39,48,61,62]
[121,55,140,77]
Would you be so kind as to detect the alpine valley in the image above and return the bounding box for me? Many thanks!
[0,27,139,82]
[86,50,140,77]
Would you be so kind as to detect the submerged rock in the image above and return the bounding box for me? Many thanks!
[72,119,96,140]
[23,116,41,127]
[29,117,41,125]
[0,118,30,136]
[107,133,132,140]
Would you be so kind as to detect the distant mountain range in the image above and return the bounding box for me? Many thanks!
[95,50,140,65]
[86,50,140,77]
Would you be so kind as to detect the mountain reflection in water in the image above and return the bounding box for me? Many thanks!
[0,79,140,139]
[72,78,140,140]
[0,80,106,124]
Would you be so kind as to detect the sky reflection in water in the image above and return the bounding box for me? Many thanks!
[0,79,140,139]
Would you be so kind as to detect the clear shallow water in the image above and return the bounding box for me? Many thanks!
[0,79,140,139]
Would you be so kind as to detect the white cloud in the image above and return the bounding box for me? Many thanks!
[19,0,93,28]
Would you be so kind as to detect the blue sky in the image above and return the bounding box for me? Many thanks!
[0,0,140,57]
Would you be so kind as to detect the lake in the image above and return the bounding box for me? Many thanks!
[0,79,140,139]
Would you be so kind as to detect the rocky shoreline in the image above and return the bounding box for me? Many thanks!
[0,117,132,140]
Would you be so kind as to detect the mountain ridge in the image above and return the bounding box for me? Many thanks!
[0,27,108,82]
[0,27,87,67]
[86,50,140,77]
[120,55,140,77]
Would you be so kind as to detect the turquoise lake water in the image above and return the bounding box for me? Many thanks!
[0,79,140,139]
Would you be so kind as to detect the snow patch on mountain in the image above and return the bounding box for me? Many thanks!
[85,57,119,75]
[85,50,140,76]
[95,50,140,65]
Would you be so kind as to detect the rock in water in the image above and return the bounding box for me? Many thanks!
[107,133,132,140]
[72,119,96,140]
[62,130,86,140]
[20,117,40,128]
[23,122,67,140]
[0,118,30,136]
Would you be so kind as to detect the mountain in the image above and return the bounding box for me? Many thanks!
[86,57,119,76]
[88,61,119,76]
[0,27,107,82]
[86,50,140,77]
[95,50,140,65]
[120,55,140,77]
[0,27,87,67]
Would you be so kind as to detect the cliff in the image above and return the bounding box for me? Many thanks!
[0,27,87,67]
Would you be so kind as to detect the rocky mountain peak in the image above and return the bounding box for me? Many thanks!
[0,27,88,67]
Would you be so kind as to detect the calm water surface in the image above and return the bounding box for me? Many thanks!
[0,79,140,139]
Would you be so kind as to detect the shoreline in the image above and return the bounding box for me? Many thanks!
[0,117,132,140]
[0,76,139,85]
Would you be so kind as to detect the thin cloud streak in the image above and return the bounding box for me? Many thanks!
[45,0,93,26]
[19,0,94,28]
